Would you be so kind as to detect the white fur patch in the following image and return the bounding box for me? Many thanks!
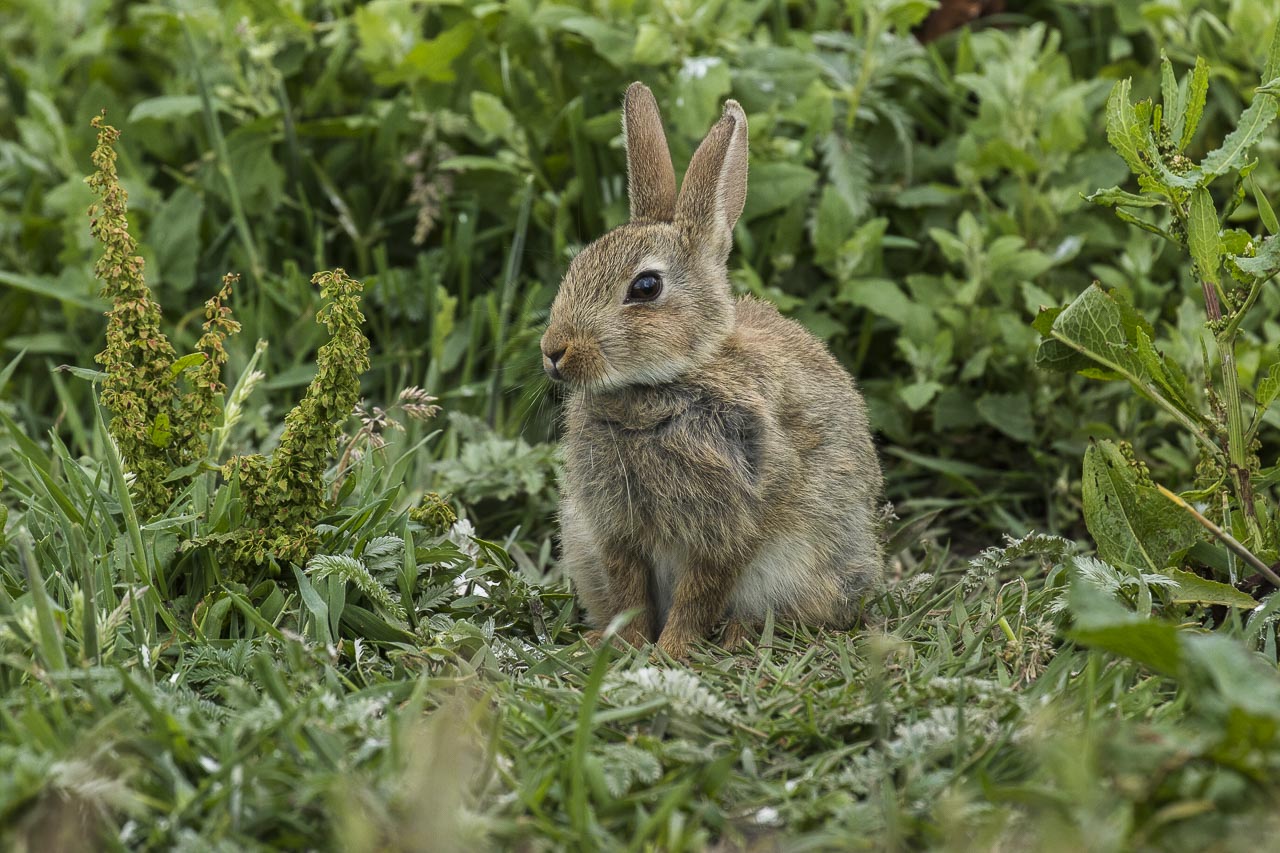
[648,535,827,625]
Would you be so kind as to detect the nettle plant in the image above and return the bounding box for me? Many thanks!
[1036,28,1280,604]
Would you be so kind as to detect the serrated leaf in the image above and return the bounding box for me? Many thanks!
[1201,94,1279,177]
[1135,329,1194,412]
[1105,79,1145,174]
[1179,57,1209,151]
[1265,19,1280,89]
[1085,186,1167,208]
[1161,53,1184,141]
[1187,187,1221,286]
[1165,568,1257,608]
[1082,440,1201,574]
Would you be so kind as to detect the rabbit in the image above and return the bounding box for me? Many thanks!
[541,82,885,660]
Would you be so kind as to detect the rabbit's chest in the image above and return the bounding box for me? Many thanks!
[566,397,765,545]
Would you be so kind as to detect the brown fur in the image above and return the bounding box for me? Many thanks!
[542,84,885,659]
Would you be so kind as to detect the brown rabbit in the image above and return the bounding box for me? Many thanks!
[541,82,884,659]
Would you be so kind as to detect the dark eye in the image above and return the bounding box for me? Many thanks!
[625,271,663,303]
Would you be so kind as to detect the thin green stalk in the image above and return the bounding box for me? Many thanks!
[1157,484,1279,586]
[181,15,264,283]
[487,177,535,427]
[17,534,68,672]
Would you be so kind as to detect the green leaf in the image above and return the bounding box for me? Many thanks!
[1160,52,1184,142]
[1105,79,1145,174]
[150,186,205,293]
[1187,187,1221,286]
[1251,359,1280,438]
[899,381,942,412]
[169,352,209,379]
[669,56,733,140]
[1082,440,1201,574]
[975,392,1034,442]
[1179,57,1209,151]
[1234,234,1280,279]
[742,162,817,221]
[381,22,474,85]
[1265,18,1280,90]
[1252,177,1279,235]
[558,17,632,66]
[1165,568,1257,608]
[1200,94,1279,177]
[1085,187,1167,208]
[471,92,518,144]
[128,95,223,123]
[1069,620,1183,677]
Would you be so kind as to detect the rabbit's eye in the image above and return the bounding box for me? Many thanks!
[625,272,663,303]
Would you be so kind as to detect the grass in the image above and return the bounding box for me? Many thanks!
[4,1,1280,850]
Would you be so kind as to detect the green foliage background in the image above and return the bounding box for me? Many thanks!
[3,0,1280,849]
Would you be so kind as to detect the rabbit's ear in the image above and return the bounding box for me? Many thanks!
[675,100,747,259]
[624,82,677,223]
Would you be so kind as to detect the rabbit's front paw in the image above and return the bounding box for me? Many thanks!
[720,621,757,653]
[656,629,697,662]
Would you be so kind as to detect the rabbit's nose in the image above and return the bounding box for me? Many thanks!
[542,344,568,381]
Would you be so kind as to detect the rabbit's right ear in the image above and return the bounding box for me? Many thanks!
[674,100,747,262]
[623,82,677,223]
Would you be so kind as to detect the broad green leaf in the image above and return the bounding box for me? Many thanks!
[379,22,474,84]
[975,392,1034,442]
[558,17,631,66]
[742,162,817,221]
[1187,187,1221,286]
[0,270,103,310]
[128,95,222,123]
[471,92,518,144]
[670,56,733,140]
[1201,94,1279,177]
[1085,186,1167,208]
[1069,620,1183,676]
[1234,234,1280,279]
[1165,568,1257,608]
[899,380,942,412]
[1082,440,1201,574]
[151,186,204,293]
[1179,57,1209,151]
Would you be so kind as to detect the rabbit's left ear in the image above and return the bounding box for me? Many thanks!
[623,82,677,223]
[675,100,748,260]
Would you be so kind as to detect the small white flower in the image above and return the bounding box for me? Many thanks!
[753,806,781,825]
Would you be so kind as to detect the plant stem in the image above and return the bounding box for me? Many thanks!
[845,8,884,134]
[1213,281,1264,546]
[1156,484,1280,587]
